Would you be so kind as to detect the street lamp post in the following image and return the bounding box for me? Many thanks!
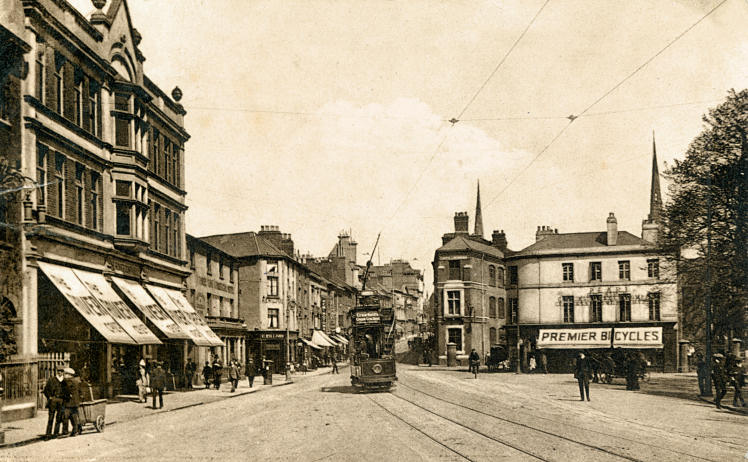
[286,301,291,382]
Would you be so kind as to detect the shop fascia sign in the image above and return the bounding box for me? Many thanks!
[537,326,663,349]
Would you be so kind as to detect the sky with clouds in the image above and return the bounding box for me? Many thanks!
[72,0,748,289]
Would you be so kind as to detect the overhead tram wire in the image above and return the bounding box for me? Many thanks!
[483,0,729,208]
[383,0,551,227]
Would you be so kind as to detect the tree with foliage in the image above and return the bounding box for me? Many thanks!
[661,89,747,352]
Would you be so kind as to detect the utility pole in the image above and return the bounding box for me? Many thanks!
[703,173,713,396]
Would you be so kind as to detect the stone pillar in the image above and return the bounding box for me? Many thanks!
[20,256,39,357]
[446,343,457,367]
[678,340,690,372]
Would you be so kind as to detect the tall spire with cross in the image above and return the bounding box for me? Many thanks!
[474,180,484,238]
[648,131,663,222]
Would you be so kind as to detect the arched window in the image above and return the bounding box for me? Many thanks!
[498,298,505,319]
[489,327,497,345]
[489,265,496,286]
[497,267,505,286]
[489,296,497,318]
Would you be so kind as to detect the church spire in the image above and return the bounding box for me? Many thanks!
[474,180,484,238]
[648,131,663,222]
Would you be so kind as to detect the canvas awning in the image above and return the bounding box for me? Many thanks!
[318,330,339,346]
[111,277,189,340]
[145,284,213,347]
[311,330,336,347]
[38,262,135,345]
[332,334,349,345]
[163,288,223,347]
[72,270,161,345]
[301,338,322,350]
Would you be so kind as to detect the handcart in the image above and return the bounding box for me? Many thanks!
[77,399,107,433]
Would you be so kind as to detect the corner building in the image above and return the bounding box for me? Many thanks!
[1,0,221,421]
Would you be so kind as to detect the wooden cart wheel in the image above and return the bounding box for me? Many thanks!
[95,415,105,432]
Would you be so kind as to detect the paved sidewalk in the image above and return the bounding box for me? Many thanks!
[0,365,339,448]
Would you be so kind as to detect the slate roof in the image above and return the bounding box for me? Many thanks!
[436,235,504,258]
[199,232,287,259]
[513,231,649,256]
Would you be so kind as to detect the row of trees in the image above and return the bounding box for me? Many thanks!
[661,89,747,352]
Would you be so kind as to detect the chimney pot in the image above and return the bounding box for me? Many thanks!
[607,212,618,246]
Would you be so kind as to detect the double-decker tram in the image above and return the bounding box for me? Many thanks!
[349,292,397,391]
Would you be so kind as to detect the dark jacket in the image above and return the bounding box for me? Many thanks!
[574,356,592,380]
[245,362,256,377]
[62,377,83,407]
[468,351,480,364]
[43,376,64,407]
[151,366,167,389]
[228,362,240,380]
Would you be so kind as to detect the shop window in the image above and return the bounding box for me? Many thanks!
[619,294,631,321]
[445,290,461,316]
[590,295,602,322]
[268,308,279,328]
[648,293,661,321]
[562,263,574,282]
[447,327,463,352]
[618,260,630,280]
[563,296,574,323]
[647,259,660,279]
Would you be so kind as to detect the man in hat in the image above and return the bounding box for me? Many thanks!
[42,366,65,438]
[712,353,728,409]
[150,361,166,409]
[574,352,592,401]
[185,358,197,390]
[61,367,82,436]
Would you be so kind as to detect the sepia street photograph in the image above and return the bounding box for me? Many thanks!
[0,0,746,460]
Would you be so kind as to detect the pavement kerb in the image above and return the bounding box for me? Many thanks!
[0,374,302,449]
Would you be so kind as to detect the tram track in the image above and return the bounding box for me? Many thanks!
[395,379,722,462]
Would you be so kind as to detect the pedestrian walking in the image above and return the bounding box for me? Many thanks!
[228,358,240,392]
[712,353,728,409]
[150,361,166,409]
[331,359,339,374]
[212,356,223,390]
[61,367,82,436]
[136,359,150,403]
[42,366,65,438]
[245,358,256,388]
[469,348,480,378]
[696,353,708,395]
[185,358,197,390]
[529,355,537,373]
[729,358,745,407]
[202,361,212,388]
[625,353,639,390]
[574,352,592,401]
[540,352,548,374]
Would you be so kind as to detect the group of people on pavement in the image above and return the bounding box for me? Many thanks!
[704,352,745,409]
[132,358,168,409]
[42,366,85,438]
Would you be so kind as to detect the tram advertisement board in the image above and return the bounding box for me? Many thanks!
[537,327,662,349]
[353,311,380,325]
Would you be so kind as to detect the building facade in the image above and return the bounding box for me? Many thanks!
[0,0,221,420]
[432,186,508,365]
[186,234,244,375]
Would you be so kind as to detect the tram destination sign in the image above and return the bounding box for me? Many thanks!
[353,311,381,325]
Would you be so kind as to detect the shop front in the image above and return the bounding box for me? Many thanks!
[248,330,298,374]
[507,322,677,373]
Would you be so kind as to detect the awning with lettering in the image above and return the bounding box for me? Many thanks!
[73,270,161,345]
[311,330,336,347]
[537,327,663,349]
[38,262,135,345]
[163,288,223,347]
[300,338,322,350]
[145,284,213,347]
[111,277,189,340]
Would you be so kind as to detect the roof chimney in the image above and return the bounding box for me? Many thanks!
[536,225,555,241]
[607,213,618,246]
[454,212,469,234]
[491,229,508,250]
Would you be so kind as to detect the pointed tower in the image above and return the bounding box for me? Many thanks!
[474,180,484,238]
[642,131,663,243]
